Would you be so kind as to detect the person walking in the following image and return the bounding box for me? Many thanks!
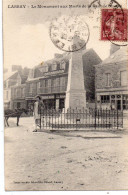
[33,95,43,132]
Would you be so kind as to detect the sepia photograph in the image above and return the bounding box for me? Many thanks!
[2,0,128,191]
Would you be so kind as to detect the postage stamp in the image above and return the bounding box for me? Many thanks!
[101,8,128,41]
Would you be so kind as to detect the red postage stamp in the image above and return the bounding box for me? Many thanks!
[101,9,128,41]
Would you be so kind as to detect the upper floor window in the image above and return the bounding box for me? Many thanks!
[45,66,48,72]
[37,82,40,89]
[106,73,111,87]
[51,62,57,71]
[48,79,51,87]
[120,70,127,86]
[4,82,6,88]
[21,88,25,96]
[23,88,25,96]
[44,80,48,88]
[16,89,18,97]
[14,88,16,97]
[60,60,66,70]
[29,83,33,93]
[28,69,34,78]
[41,66,48,72]
[21,88,23,96]
[51,78,56,87]
[60,77,66,86]
[6,91,8,100]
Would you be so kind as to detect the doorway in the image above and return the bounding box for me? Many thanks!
[17,102,21,109]
[117,100,121,110]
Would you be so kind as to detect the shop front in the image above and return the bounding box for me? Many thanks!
[97,93,128,111]
[12,99,27,110]
[41,94,65,110]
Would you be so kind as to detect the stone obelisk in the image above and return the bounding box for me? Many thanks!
[65,37,86,111]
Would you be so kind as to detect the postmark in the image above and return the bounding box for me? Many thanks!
[88,0,124,10]
[49,15,90,52]
[101,8,127,42]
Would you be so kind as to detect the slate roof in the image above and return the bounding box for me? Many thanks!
[4,71,18,81]
[37,48,101,68]
[97,47,128,66]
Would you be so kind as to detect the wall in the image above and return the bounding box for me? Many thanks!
[25,81,38,98]
[95,61,128,90]
[83,49,102,101]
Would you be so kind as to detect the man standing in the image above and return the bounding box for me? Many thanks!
[33,95,43,132]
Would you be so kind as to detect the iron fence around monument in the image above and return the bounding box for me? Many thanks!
[39,107,123,131]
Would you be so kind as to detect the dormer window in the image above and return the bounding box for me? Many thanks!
[40,66,48,73]
[17,74,21,85]
[51,62,57,71]
[45,66,48,72]
[60,60,66,70]
[28,69,34,79]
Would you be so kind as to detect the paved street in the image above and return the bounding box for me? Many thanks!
[5,117,128,191]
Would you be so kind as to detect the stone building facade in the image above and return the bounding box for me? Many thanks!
[10,48,101,110]
[95,47,128,111]
[10,69,29,109]
[24,49,101,110]
[4,71,21,109]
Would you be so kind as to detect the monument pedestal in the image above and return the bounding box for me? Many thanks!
[65,49,86,112]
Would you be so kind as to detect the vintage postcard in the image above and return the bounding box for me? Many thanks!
[3,0,128,191]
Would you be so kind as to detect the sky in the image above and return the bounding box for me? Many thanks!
[3,0,127,71]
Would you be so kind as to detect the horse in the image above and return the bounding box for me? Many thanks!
[4,108,28,127]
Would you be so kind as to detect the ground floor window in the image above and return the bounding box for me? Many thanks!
[59,98,65,109]
[99,94,128,110]
[101,95,110,103]
[17,102,21,108]
[123,95,128,110]
[43,99,56,109]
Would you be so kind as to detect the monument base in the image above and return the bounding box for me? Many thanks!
[65,90,86,111]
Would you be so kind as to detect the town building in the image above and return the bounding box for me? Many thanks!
[10,68,29,109]
[4,71,18,109]
[95,46,128,111]
[25,48,101,110]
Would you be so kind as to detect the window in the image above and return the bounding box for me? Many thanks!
[14,88,16,97]
[29,69,34,78]
[45,66,48,72]
[37,82,40,88]
[40,80,45,87]
[120,71,127,86]
[60,60,66,69]
[123,95,128,110]
[60,77,66,86]
[17,75,21,85]
[106,73,111,87]
[56,78,60,86]
[6,91,8,100]
[23,88,25,96]
[45,80,48,88]
[16,89,18,97]
[51,78,56,87]
[21,88,23,96]
[21,88,25,96]
[48,79,51,87]
[41,66,48,72]
[101,95,110,103]
[51,62,57,71]
[29,83,33,93]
